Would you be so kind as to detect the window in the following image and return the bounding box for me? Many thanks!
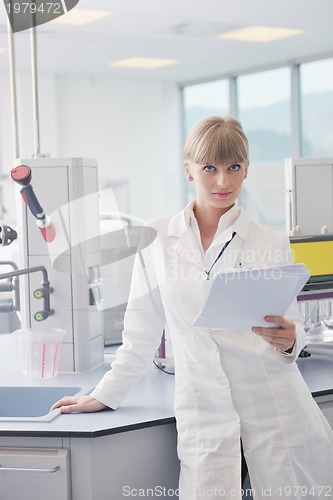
[300,58,333,157]
[181,59,333,231]
[240,162,286,231]
[237,68,291,230]
[238,67,291,162]
[183,80,229,133]
[183,79,230,204]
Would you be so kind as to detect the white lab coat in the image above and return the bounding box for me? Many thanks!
[92,205,333,500]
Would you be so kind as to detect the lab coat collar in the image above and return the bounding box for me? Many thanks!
[167,202,250,241]
[231,207,251,240]
[166,203,251,272]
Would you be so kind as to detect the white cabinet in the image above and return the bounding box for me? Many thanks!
[0,422,179,500]
[70,423,180,500]
[285,157,333,234]
[0,447,71,500]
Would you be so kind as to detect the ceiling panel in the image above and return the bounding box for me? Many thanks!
[0,0,332,82]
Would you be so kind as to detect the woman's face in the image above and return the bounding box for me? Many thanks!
[185,160,248,213]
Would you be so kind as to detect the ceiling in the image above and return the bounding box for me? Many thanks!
[0,0,332,84]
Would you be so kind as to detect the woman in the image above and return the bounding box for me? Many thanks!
[52,116,333,499]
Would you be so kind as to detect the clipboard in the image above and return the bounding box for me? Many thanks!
[194,264,310,331]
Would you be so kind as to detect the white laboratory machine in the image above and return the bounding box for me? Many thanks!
[15,157,104,372]
[285,157,333,236]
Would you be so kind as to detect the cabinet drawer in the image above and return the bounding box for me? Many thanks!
[0,447,70,500]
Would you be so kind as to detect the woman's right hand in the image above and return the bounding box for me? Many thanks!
[50,395,108,414]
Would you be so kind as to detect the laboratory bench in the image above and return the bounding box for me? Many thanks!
[0,334,333,500]
[0,337,176,438]
[0,334,179,500]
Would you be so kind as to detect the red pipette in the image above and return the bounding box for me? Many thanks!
[10,165,56,243]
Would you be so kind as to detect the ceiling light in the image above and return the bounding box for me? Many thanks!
[51,8,111,26]
[217,26,304,43]
[109,57,179,69]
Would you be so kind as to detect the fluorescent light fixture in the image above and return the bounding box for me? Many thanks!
[110,57,179,69]
[217,26,304,43]
[51,8,111,26]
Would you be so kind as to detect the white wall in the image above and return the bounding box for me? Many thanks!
[0,72,184,224]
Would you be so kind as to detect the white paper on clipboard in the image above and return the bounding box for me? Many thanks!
[194,264,310,331]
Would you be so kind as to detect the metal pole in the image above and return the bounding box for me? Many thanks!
[290,63,302,157]
[229,75,238,118]
[30,26,41,157]
[7,19,20,159]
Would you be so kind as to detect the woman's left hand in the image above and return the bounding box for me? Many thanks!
[252,315,296,352]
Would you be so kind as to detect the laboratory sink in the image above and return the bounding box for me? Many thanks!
[0,386,85,422]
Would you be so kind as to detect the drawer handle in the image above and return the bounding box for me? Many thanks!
[0,465,60,473]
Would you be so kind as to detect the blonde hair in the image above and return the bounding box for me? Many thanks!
[184,116,249,165]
